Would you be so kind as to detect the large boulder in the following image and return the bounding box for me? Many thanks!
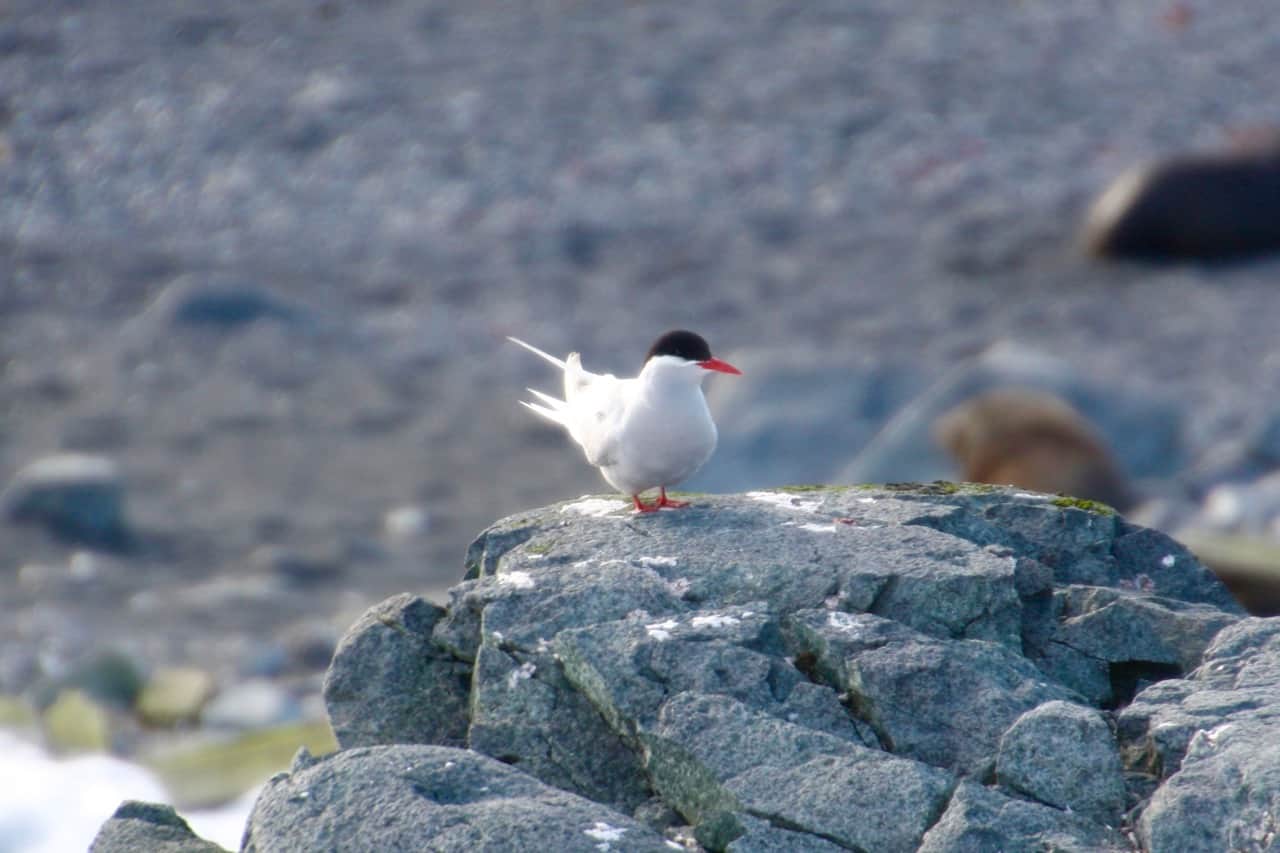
[242,745,671,852]
[301,485,1255,851]
[1118,618,1280,852]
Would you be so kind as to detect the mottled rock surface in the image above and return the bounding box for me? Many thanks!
[242,745,670,853]
[305,486,1256,851]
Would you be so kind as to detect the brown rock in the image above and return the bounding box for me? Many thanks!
[934,389,1136,511]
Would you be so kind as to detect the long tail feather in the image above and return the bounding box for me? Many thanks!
[507,336,566,370]
[519,399,565,424]
[527,388,567,411]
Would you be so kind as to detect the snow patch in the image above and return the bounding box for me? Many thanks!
[0,731,254,853]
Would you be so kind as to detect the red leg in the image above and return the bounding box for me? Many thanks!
[632,495,660,513]
[657,487,689,508]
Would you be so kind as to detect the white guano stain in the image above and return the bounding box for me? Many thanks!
[827,611,868,634]
[498,571,535,589]
[636,556,678,568]
[584,822,627,844]
[746,490,822,513]
[560,497,629,517]
[784,521,837,534]
[645,619,679,641]
[690,614,740,629]
[506,661,536,690]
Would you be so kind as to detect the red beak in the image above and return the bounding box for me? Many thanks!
[698,358,742,375]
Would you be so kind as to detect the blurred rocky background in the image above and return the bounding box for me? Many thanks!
[2,0,1280,846]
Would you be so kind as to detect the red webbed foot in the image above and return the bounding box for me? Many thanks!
[632,495,661,513]
[656,488,689,508]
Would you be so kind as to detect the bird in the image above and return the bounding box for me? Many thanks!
[508,329,741,513]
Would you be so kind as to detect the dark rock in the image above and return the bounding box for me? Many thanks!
[44,650,146,710]
[1118,617,1280,773]
[323,593,471,749]
[90,800,227,853]
[1031,585,1238,707]
[241,744,671,852]
[149,278,305,330]
[1117,618,1280,851]
[1082,142,1280,261]
[918,781,1129,852]
[995,700,1125,823]
[2,453,132,549]
[248,545,343,587]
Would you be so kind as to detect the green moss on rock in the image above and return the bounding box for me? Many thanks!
[1051,497,1117,515]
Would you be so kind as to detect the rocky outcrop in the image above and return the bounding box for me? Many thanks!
[104,485,1280,851]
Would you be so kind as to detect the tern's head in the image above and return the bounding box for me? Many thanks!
[641,330,742,381]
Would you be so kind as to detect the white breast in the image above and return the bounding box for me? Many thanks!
[599,380,718,496]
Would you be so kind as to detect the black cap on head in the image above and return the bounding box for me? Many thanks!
[644,329,713,365]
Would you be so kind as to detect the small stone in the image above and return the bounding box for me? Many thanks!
[154,278,303,329]
[56,651,146,709]
[383,504,429,540]
[135,667,217,727]
[281,622,338,672]
[249,545,342,587]
[0,694,37,729]
[2,453,132,548]
[43,689,112,754]
[202,679,301,730]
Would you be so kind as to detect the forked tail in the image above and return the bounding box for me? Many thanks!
[506,336,567,370]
